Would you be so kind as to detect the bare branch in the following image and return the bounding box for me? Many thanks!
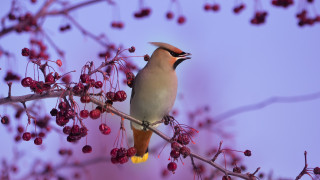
[215,91,320,123]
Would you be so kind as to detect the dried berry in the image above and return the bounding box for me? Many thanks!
[244,150,251,156]
[127,147,137,157]
[22,48,30,56]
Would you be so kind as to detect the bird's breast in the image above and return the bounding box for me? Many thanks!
[130,69,177,129]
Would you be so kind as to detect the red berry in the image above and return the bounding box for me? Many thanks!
[222,175,231,180]
[45,73,55,84]
[233,166,241,173]
[82,145,92,153]
[212,4,220,11]
[179,146,190,158]
[101,127,111,135]
[127,147,137,157]
[111,157,119,164]
[50,108,58,116]
[80,127,88,137]
[34,137,42,145]
[80,110,89,118]
[94,81,103,88]
[117,147,127,158]
[22,48,30,56]
[170,149,180,159]
[89,109,101,119]
[80,95,91,103]
[21,77,33,87]
[17,126,24,133]
[177,134,190,145]
[177,16,186,24]
[167,162,177,172]
[314,167,320,174]
[110,148,119,158]
[106,91,115,101]
[171,142,180,151]
[144,54,150,61]
[58,102,67,110]
[1,116,9,125]
[22,132,31,141]
[62,126,71,135]
[166,12,174,19]
[128,46,135,53]
[118,156,128,164]
[115,90,127,102]
[204,4,211,11]
[80,74,89,83]
[244,150,251,156]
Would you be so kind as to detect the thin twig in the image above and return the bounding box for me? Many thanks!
[7,82,12,98]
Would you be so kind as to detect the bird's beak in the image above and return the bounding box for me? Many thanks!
[177,52,191,61]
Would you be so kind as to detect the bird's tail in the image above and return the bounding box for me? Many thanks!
[131,126,153,164]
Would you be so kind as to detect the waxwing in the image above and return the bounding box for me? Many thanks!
[130,42,191,163]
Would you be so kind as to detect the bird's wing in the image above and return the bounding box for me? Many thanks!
[130,70,140,104]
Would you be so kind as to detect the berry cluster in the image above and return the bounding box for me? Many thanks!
[27,40,50,59]
[204,3,220,12]
[51,101,75,127]
[110,147,137,164]
[134,8,151,18]
[250,11,268,25]
[21,130,43,145]
[271,0,294,8]
[296,10,320,27]
[111,21,124,29]
[165,11,186,25]
[21,75,54,94]
[8,12,38,33]
[165,125,193,173]
[233,4,246,14]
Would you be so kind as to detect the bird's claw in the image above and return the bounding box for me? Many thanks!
[142,121,150,131]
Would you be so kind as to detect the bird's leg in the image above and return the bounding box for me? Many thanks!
[142,120,150,131]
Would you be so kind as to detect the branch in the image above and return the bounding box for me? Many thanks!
[215,91,320,123]
[0,91,253,179]
[45,0,110,16]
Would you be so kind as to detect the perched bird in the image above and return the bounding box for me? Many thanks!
[130,42,191,163]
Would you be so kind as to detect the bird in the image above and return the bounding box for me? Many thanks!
[130,42,191,163]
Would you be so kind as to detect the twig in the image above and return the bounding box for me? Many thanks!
[211,141,223,162]
[7,82,12,98]
[21,102,36,125]
[295,151,308,180]
[215,91,320,123]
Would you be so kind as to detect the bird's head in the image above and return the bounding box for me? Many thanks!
[148,42,191,70]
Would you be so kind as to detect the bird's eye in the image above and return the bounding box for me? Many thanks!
[169,51,178,57]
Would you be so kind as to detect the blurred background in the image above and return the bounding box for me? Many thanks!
[0,0,320,179]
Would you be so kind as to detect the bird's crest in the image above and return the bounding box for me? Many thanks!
[149,42,183,54]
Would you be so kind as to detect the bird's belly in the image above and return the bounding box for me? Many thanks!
[130,72,177,129]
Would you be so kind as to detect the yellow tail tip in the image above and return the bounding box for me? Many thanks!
[131,153,149,164]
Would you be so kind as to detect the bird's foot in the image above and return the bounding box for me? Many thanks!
[163,115,175,125]
[142,121,150,131]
